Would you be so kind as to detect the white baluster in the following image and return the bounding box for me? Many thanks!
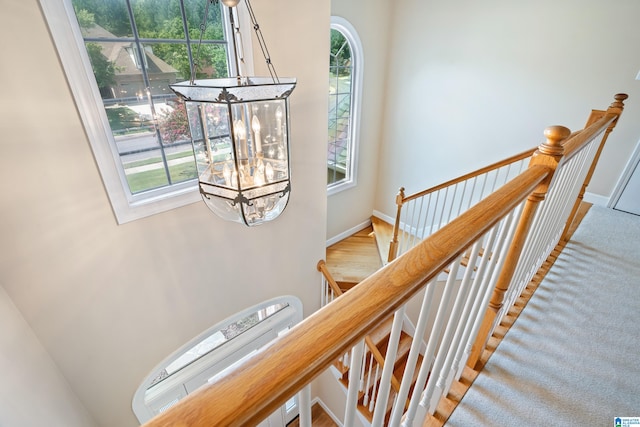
[344,340,365,427]
[359,350,367,392]
[404,256,462,424]
[369,364,380,412]
[426,241,483,413]
[453,226,500,381]
[420,260,462,412]
[363,352,374,406]
[389,279,437,426]
[371,306,406,427]
[297,385,312,427]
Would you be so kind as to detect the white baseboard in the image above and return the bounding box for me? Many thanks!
[372,209,394,225]
[326,210,397,247]
[326,219,371,247]
[583,191,609,207]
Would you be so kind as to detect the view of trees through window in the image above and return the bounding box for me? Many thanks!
[328,27,353,187]
[71,0,230,195]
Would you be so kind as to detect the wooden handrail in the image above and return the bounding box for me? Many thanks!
[142,94,627,427]
[316,259,343,297]
[561,94,628,241]
[467,125,570,368]
[388,147,536,262]
[560,113,616,160]
[399,147,536,204]
[143,165,550,427]
[467,94,627,368]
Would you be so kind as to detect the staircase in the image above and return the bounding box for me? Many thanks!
[323,205,597,426]
[325,216,394,290]
[144,94,629,427]
[324,217,422,425]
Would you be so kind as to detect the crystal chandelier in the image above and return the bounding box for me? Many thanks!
[170,0,296,226]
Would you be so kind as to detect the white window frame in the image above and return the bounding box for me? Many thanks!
[131,296,304,425]
[39,0,251,224]
[327,16,363,196]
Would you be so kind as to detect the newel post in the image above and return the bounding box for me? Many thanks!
[467,125,571,370]
[560,93,628,242]
[387,187,405,263]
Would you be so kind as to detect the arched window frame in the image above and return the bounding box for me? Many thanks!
[327,17,363,196]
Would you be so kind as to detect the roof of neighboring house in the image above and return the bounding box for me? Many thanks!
[81,23,177,76]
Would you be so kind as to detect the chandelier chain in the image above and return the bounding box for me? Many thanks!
[244,0,279,82]
[191,0,216,84]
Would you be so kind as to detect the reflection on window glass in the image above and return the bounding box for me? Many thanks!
[148,302,288,388]
[328,24,356,189]
[71,0,229,194]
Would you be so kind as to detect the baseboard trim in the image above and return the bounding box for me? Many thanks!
[326,219,371,247]
[372,209,394,225]
[583,191,609,207]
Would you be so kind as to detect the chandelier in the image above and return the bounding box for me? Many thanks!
[170,0,296,226]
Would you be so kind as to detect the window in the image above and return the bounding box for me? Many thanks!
[327,17,362,195]
[132,296,304,425]
[39,0,237,223]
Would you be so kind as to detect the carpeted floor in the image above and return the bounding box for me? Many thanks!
[445,205,640,426]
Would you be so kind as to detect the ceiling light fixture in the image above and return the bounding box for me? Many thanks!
[170,0,296,226]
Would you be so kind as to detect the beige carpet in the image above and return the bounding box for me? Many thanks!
[446,206,640,426]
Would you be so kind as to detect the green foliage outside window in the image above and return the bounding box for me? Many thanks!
[73,0,228,82]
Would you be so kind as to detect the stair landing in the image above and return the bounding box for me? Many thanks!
[326,225,382,287]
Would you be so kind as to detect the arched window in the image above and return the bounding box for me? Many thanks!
[132,297,304,426]
[327,17,363,195]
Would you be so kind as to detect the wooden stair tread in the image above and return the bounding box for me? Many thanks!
[326,225,382,285]
[336,328,423,424]
[356,333,424,423]
[332,316,394,377]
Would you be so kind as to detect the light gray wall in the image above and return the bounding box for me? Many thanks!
[0,0,329,426]
[375,0,640,217]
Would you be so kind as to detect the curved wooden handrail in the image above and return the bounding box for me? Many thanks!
[142,165,550,427]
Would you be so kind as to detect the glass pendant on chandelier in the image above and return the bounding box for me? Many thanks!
[170,0,296,226]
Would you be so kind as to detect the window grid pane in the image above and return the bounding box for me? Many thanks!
[328,28,353,186]
[72,0,229,195]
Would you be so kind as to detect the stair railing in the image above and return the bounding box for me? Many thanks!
[468,94,628,368]
[140,94,626,427]
[317,260,403,414]
[388,148,535,263]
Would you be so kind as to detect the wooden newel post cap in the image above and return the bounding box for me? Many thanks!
[540,125,571,156]
[612,93,629,109]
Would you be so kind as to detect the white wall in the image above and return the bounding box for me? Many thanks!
[0,1,329,426]
[326,0,393,240]
[0,286,98,427]
[375,0,640,216]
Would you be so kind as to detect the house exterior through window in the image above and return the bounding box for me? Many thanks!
[327,17,362,195]
[39,0,236,223]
